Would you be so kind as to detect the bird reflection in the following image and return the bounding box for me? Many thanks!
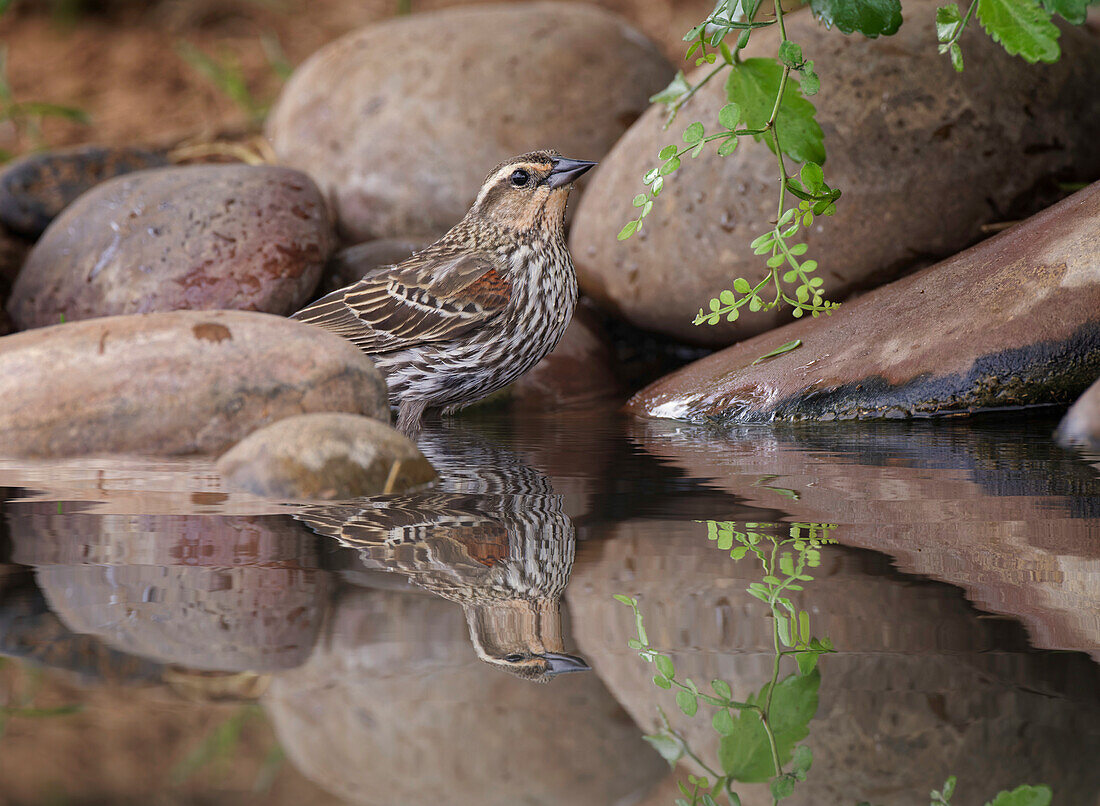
[297,429,588,682]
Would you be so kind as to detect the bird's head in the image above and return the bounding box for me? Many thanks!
[468,150,596,237]
[465,597,590,682]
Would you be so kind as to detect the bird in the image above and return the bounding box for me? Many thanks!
[291,150,596,437]
[297,428,588,682]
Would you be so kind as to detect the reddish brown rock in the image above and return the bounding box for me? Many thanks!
[626,181,1100,423]
[217,413,436,500]
[570,0,1100,345]
[8,164,333,330]
[0,310,389,457]
[1056,376,1100,449]
[266,3,672,241]
[0,145,168,238]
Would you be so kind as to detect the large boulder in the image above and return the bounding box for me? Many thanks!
[10,506,330,672]
[626,180,1100,422]
[264,586,667,806]
[0,145,168,238]
[567,524,1100,805]
[570,1,1100,345]
[217,413,437,500]
[8,164,333,330]
[0,310,389,457]
[266,2,673,241]
[1056,376,1100,450]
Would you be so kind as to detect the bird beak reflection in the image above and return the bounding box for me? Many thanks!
[542,652,592,676]
[546,157,597,189]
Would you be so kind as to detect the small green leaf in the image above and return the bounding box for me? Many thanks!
[778,40,803,67]
[800,162,825,192]
[733,277,752,293]
[612,594,636,605]
[617,220,639,240]
[771,775,796,800]
[977,0,1060,63]
[795,650,818,675]
[712,679,733,699]
[683,121,705,143]
[791,745,813,776]
[658,144,678,161]
[717,136,739,156]
[719,102,742,130]
[660,157,681,175]
[654,674,673,689]
[936,3,964,41]
[655,655,675,678]
[949,41,965,71]
[676,690,699,717]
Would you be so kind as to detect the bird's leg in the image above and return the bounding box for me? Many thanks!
[396,398,428,440]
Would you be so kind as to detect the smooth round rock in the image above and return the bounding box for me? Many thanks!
[320,237,431,296]
[0,145,168,238]
[266,2,672,241]
[8,164,334,330]
[627,180,1100,422]
[1056,377,1100,450]
[217,413,437,500]
[571,0,1100,345]
[264,587,666,806]
[0,310,389,457]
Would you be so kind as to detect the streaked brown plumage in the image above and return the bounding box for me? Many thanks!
[296,429,587,682]
[292,150,595,437]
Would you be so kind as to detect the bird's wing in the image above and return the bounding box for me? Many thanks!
[291,249,511,353]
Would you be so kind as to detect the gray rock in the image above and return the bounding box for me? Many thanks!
[266,2,672,241]
[217,413,436,500]
[264,587,667,806]
[626,180,1100,422]
[570,0,1100,345]
[0,145,168,238]
[0,310,389,457]
[1056,376,1100,450]
[8,164,333,330]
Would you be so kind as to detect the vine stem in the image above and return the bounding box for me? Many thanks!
[669,61,727,122]
[945,0,979,48]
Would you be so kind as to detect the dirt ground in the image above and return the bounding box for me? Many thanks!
[0,0,713,157]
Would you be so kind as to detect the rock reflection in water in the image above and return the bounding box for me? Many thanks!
[570,526,1100,806]
[631,416,1100,661]
[299,429,588,681]
[8,506,330,672]
[263,586,666,806]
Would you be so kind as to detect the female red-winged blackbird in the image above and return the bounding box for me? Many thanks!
[292,150,595,437]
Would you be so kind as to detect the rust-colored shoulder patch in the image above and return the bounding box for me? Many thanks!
[462,267,511,310]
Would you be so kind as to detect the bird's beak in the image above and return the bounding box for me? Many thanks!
[542,652,592,676]
[546,157,597,189]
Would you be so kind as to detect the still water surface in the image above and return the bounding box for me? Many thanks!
[0,407,1097,805]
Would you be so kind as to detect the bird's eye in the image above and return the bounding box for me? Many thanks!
[504,653,525,663]
[510,169,529,187]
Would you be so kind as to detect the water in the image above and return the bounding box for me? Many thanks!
[0,406,1097,806]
